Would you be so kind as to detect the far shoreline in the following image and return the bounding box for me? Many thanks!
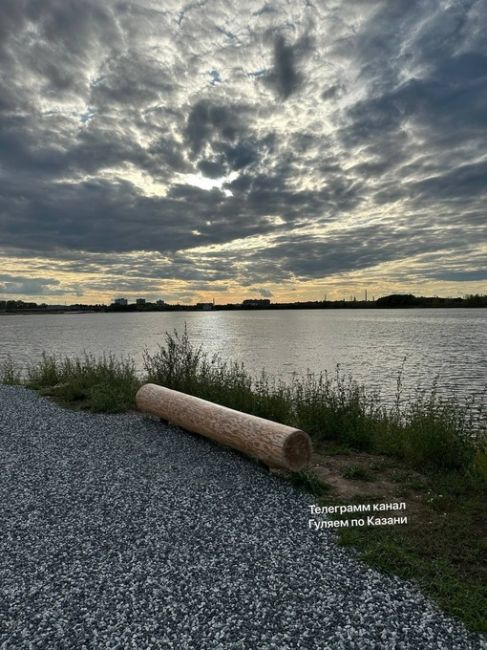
[2,306,487,317]
[1,305,487,316]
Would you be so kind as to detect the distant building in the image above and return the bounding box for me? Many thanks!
[156,299,165,306]
[242,298,271,307]
[136,298,146,305]
[196,302,213,311]
[113,298,128,306]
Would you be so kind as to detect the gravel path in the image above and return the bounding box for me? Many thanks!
[0,386,485,650]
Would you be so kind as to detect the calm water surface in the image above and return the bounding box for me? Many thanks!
[1,309,486,402]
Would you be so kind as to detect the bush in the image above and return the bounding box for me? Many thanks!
[25,353,140,412]
[0,355,23,385]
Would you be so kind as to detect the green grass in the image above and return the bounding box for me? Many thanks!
[24,352,141,412]
[342,465,374,481]
[0,355,22,385]
[333,484,487,632]
[287,470,331,496]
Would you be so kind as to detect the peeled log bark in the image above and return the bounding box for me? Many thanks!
[136,383,312,472]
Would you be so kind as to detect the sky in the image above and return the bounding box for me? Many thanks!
[0,0,486,304]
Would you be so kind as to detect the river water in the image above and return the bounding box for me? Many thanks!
[1,309,486,403]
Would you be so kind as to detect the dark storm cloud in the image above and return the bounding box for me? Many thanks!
[217,141,260,171]
[196,159,227,178]
[342,56,487,151]
[411,160,487,203]
[0,0,120,98]
[207,222,480,286]
[269,34,301,99]
[0,0,486,296]
[1,174,302,255]
[264,31,313,99]
[261,228,443,279]
[432,270,487,282]
[184,101,246,155]
[90,53,176,109]
[183,100,265,177]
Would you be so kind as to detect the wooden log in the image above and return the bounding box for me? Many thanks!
[136,383,312,471]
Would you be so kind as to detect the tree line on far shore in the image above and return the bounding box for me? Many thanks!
[1,293,486,313]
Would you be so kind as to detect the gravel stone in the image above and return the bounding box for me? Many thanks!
[0,385,485,649]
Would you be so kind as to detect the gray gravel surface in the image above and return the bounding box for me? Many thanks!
[0,385,485,650]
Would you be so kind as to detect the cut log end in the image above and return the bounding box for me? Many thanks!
[283,430,312,471]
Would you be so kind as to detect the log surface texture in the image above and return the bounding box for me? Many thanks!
[136,383,312,471]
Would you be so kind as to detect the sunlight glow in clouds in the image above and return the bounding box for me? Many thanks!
[179,171,238,195]
[0,0,486,303]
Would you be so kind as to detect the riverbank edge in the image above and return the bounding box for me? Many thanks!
[1,339,486,633]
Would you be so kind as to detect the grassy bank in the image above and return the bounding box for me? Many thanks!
[1,330,486,631]
[140,331,487,483]
[2,330,485,482]
[1,352,140,413]
[302,451,487,632]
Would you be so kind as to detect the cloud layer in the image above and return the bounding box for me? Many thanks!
[0,0,486,301]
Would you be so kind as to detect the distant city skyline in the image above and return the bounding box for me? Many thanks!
[3,292,486,312]
[1,1,486,304]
